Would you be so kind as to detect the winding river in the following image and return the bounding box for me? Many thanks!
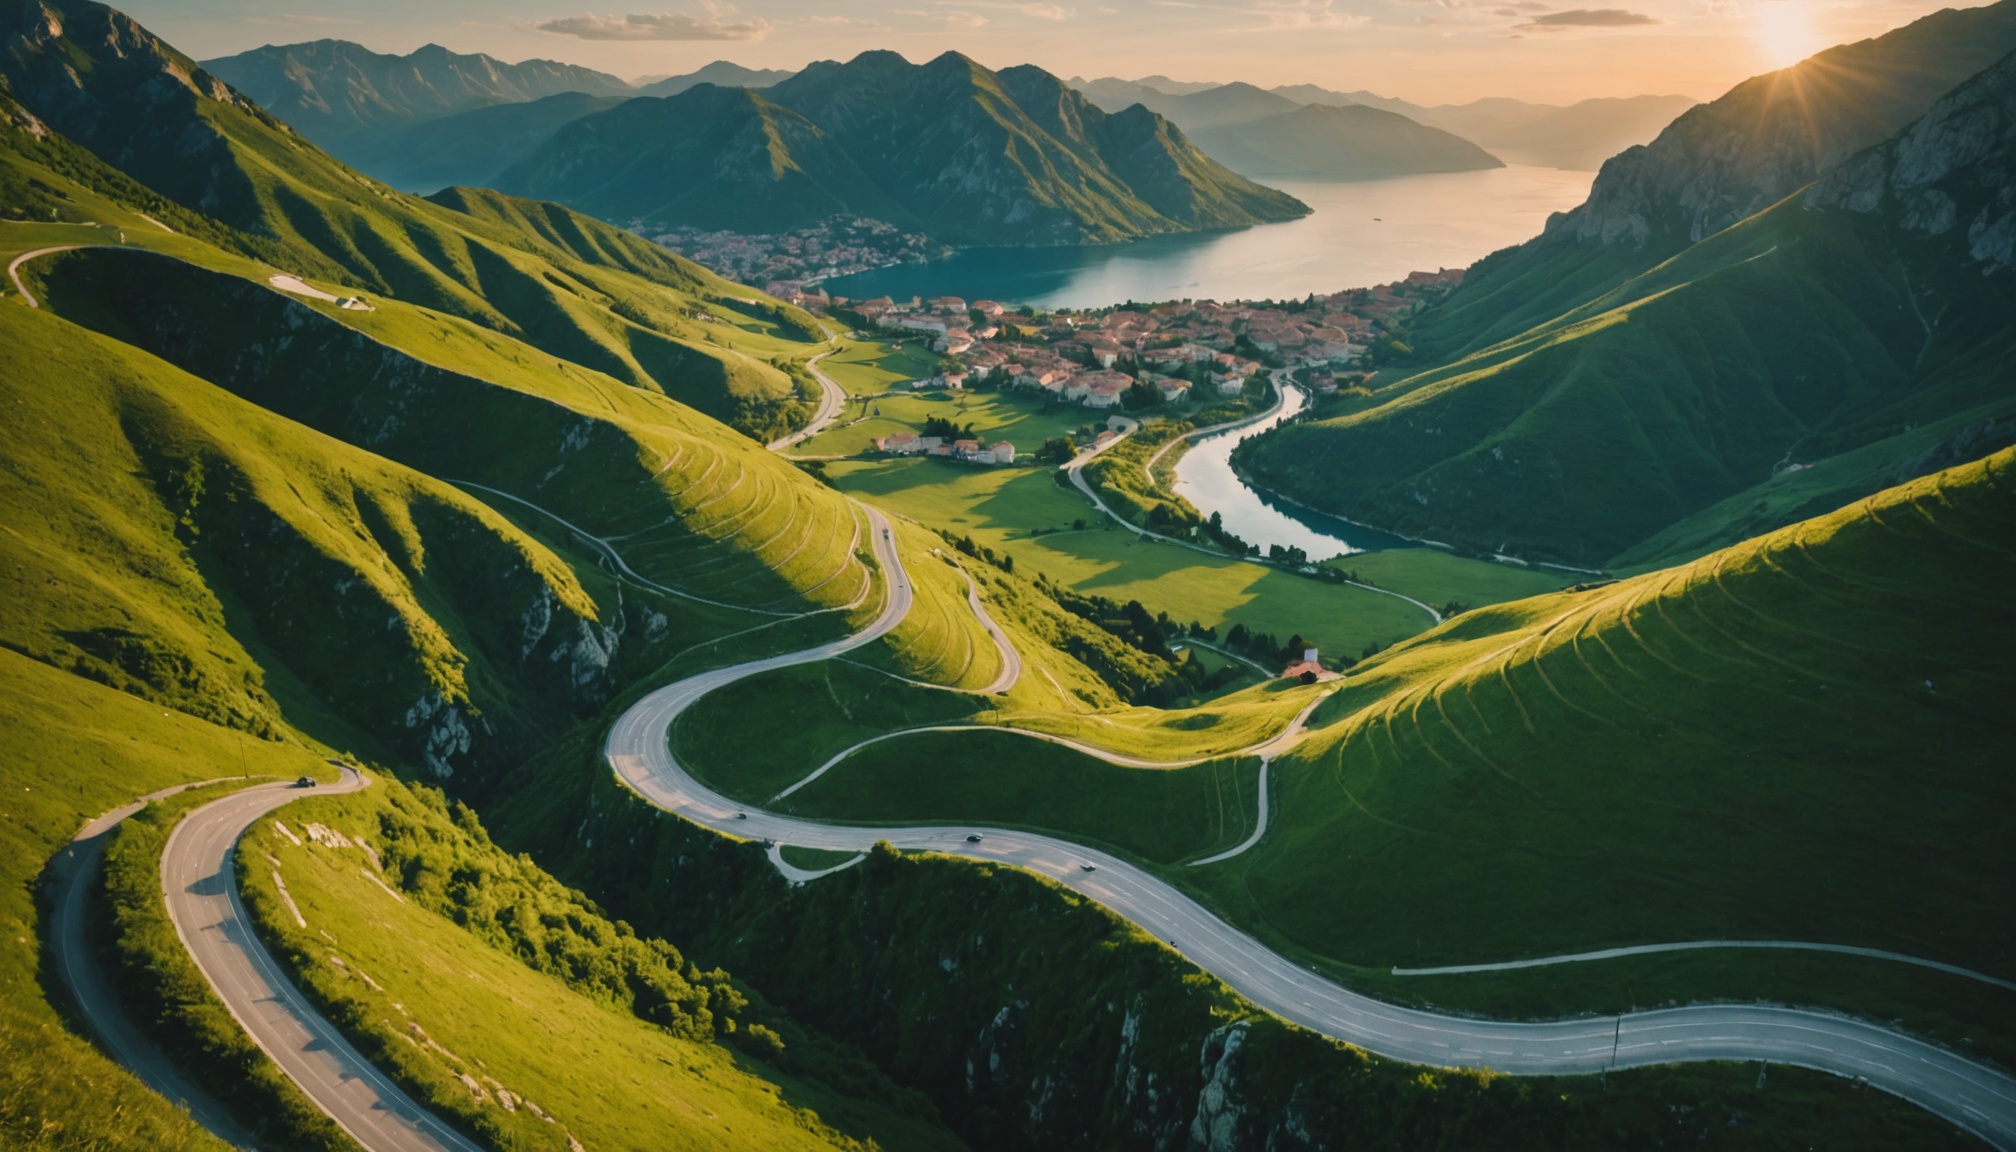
[1172,384,1416,560]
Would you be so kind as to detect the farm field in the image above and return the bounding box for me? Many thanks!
[833,458,1441,657]
[816,338,945,397]
[798,385,1098,459]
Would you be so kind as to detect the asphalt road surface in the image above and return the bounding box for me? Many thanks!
[160,768,484,1152]
[608,504,2016,1148]
[47,779,261,1149]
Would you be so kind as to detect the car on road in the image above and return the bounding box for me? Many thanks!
[735,812,748,820]
[294,776,317,788]
[1081,864,1097,872]
[965,834,983,843]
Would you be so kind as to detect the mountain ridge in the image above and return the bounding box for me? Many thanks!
[498,50,1311,246]
[200,38,633,151]
[1235,31,2016,567]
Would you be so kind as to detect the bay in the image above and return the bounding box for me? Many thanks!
[823,166,1594,308]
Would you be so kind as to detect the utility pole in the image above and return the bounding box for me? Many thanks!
[238,731,249,780]
[1611,1014,1622,1068]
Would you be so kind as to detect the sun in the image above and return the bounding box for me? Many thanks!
[1753,2,1825,68]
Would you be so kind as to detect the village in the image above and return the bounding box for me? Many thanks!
[638,216,953,288]
[773,269,1462,466]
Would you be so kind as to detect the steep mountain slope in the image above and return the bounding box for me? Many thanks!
[636,59,796,97]
[1240,31,2016,566]
[199,38,632,153]
[0,0,829,439]
[1421,0,2016,353]
[496,83,919,233]
[335,90,629,192]
[504,50,1309,246]
[1189,101,1503,179]
[1193,447,2016,1041]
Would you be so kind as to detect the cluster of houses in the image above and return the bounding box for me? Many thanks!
[871,433,1018,466]
[801,270,1461,412]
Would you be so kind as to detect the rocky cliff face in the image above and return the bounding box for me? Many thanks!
[1807,50,2016,274]
[1540,0,2016,254]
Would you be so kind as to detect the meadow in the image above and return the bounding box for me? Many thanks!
[832,458,1437,658]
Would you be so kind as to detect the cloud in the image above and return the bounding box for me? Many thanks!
[1515,6,1658,28]
[533,11,773,40]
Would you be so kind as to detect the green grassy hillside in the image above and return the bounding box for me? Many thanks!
[235,776,962,1151]
[1240,172,2015,566]
[0,650,332,1152]
[497,732,1973,1152]
[0,0,827,439]
[1185,447,2016,1054]
[1413,0,2016,357]
[1238,18,2016,567]
[0,300,693,784]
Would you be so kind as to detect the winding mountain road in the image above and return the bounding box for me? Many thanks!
[48,779,261,1150]
[955,563,1022,695]
[6,244,83,307]
[160,768,483,1152]
[769,349,847,451]
[607,506,2016,1149]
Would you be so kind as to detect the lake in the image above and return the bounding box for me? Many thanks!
[1173,384,1419,561]
[824,165,1594,308]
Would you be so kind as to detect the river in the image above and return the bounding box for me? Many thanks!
[823,166,1593,307]
[1173,383,1418,561]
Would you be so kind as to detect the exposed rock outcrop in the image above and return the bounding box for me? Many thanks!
[1539,1,2016,254]
[1807,50,2016,273]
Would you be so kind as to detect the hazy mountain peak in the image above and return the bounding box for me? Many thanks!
[200,36,633,146]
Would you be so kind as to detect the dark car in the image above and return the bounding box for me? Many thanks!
[1081,864,1097,872]
[965,834,983,843]
[294,776,317,788]
[735,812,748,820]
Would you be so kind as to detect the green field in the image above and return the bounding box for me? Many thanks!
[817,339,945,397]
[784,734,1263,865]
[798,386,1098,459]
[1323,548,1566,611]
[830,459,1436,658]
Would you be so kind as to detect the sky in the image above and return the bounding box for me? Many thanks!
[128,0,1989,105]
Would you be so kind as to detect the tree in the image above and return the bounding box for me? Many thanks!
[1121,381,1160,411]
[1036,436,1077,464]
[923,415,974,440]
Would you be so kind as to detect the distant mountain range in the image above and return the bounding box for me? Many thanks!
[1075,76,1696,171]
[1067,78,1499,178]
[202,40,632,153]
[1236,1,2016,568]
[635,61,796,97]
[496,52,1311,245]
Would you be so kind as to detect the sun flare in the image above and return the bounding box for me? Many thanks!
[1753,1,1825,68]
